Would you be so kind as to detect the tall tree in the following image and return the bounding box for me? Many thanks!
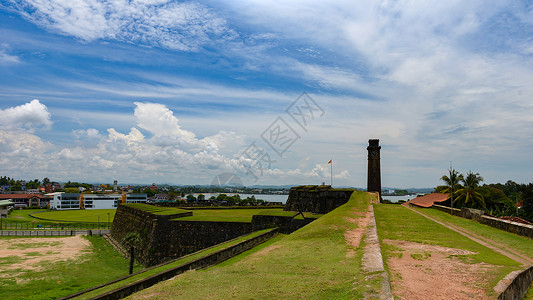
[440,168,464,208]
[455,171,486,209]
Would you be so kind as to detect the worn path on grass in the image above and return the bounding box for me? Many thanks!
[344,193,393,300]
[406,206,533,266]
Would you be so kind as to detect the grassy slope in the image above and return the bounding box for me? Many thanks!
[374,204,521,297]
[74,229,275,300]
[412,206,533,259]
[0,236,140,300]
[127,191,378,300]
[176,208,286,222]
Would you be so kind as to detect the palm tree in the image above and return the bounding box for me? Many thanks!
[123,232,141,274]
[455,171,486,209]
[440,168,464,209]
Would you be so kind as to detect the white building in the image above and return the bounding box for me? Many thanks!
[48,193,147,210]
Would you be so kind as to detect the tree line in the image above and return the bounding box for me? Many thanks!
[437,169,533,221]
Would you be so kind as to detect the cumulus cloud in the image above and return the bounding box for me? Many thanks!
[6,0,235,51]
[0,101,351,184]
[134,102,196,142]
[0,99,52,131]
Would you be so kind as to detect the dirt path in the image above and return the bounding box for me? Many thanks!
[382,206,533,299]
[344,204,393,299]
[384,239,491,300]
[0,236,90,273]
[405,206,533,266]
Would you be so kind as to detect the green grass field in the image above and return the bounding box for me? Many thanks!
[7,209,49,222]
[31,209,117,223]
[73,229,276,300]
[0,236,141,300]
[412,206,533,259]
[374,204,522,298]
[176,208,286,222]
[9,205,321,224]
[123,203,189,215]
[127,191,379,299]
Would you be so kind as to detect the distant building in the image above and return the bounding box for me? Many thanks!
[0,200,14,218]
[403,193,449,208]
[0,194,48,207]
[153,193,169,202]
[48,193,147,210]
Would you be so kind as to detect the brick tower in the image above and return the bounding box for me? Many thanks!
[367,139,381,197]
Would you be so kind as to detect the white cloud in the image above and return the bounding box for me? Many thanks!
[134,102,196,141]
[0,48,20,64]
[72,128,100,139]
[0,99,52,131]
[8,0,235,51]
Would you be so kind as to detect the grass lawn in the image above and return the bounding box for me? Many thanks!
[123,203,189,215]
[73,228,276,300]
[176,208,286,222]
[7,209,50,222]
[374,204,522,297]
[412,206,533,259]
[127,191,380,299]
[0,235,141,300]
[31,209,117,223]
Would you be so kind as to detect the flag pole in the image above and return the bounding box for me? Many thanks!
[330,160,333,186]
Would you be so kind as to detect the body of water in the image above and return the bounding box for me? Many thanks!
[381,195,418,203]
[190,193,288,204]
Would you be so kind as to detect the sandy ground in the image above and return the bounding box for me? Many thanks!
[344,207,371,258]
[384,239,493,300]
[0,236,91,273]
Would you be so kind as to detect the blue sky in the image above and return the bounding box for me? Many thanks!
[1,1,532,188]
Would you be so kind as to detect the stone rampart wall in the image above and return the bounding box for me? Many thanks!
[147,220,253,266]
[431,204,461,215]
[477,215,533,239]
[251,214,314,234]
[284,185,354,214]
[111,204,254,266]
[111,203,319,266]
[496,266,533,300]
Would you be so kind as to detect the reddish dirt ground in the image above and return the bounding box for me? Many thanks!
[0,236,90,273]
[384,239,493,300]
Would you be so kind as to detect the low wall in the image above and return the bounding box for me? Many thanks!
[432,204,461,216]
[252,214,314,234]
[477,215,533,239]
[67,228,278,300]
[432,205,533,239]
[0,229,109,236]
[495,266,533,300]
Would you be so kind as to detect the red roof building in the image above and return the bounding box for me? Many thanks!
[0,194,49,207]
[403,193,449,208]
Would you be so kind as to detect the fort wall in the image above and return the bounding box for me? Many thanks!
[284,185,354,213]
[495,266,533,300]
[111,203,318,266]
[432,204,533,239]
[111,204,256,266]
